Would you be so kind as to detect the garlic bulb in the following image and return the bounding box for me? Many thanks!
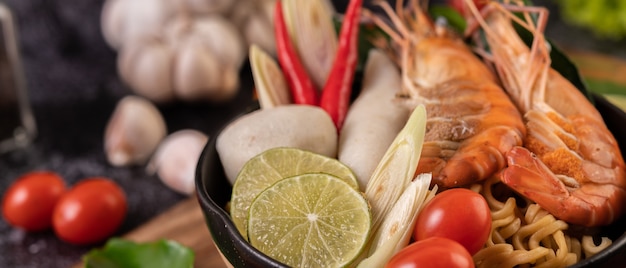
[118,14,245,103]
[101,0,174,50]
[104,95,167,167]
[174,0,235,16]
[147,129,209,195]
[118,40,175,103]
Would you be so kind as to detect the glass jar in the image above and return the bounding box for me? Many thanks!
[0,4,36,154]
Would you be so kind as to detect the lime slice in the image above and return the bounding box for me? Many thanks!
[230,147,358,238]
[247,173,371,268]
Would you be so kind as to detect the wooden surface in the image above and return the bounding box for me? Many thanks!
[112,50,626,268]
[121,197,228,268]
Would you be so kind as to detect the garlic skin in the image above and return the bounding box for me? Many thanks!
[166,15,244,101]
[229,0,276,55]
[177,0,235,16]
[101,0,173,50]
[147,129,209,195]
[104,96,167,167]
[118,15,245,103]
[118,40,176,103]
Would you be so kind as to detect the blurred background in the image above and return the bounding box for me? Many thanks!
[0,0,624,267]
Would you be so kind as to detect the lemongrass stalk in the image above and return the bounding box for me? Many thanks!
[249,44,291,109]
[282,0,337,89]
[364,104,427,234]
[358,173,438,267]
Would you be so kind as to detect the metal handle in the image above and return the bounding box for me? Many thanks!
[0,4,36,154]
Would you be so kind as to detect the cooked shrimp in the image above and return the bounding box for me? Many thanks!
[365,0,525,188]
[466,0,626,226]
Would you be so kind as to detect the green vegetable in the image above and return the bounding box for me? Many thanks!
[428,5,467,33]
[555,0,626,40]
[83,238,194,268]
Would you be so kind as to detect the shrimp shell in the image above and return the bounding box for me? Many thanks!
[467,0,626,226]
[367,1,525,188]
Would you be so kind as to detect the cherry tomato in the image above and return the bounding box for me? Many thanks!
[2,171,67,231]
[447,0,486,17]
[413,188,491,255]
[386,237,475,268]
[53,178,127,245]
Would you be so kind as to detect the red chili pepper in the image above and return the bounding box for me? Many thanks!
[273,0,319,106]
[319,0,362,132]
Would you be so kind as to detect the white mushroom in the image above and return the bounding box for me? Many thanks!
[338,50,411,190]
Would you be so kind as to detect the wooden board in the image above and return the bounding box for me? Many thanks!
[74,197,229,268]
[121,197,228,268]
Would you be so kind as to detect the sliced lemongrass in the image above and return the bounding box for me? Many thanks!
[282,0,337,89]
[358,174,437,267]
[249,44,291,109]
[364,104,427,233]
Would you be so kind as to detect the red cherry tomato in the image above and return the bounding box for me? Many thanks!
[53,178,127,245]
[386,237,475,268]
[413,188,491,255]
[2,171,67,231]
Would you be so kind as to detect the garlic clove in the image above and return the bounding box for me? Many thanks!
[146,129,209,195]
[192,16,246,72]
[173,39,221,101]
[182,0,235,15]
[104,95,167,167]
[165,16,242,102]
[101,0,173,50]
[118,39,176,103]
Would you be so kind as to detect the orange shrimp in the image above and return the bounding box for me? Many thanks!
[466,0,626,226]
[365,0,526,188]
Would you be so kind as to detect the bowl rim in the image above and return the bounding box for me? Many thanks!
[195,125,289,268]
[196,94,626,268]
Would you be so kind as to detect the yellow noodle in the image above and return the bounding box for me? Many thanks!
[475,177,613,267]
[582,235,612,258]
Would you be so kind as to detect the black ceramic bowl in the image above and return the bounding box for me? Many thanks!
[196,95,626,267]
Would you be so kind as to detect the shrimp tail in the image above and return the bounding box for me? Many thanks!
[501,146,625,227]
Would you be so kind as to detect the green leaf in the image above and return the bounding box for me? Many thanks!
[83,238,194,268]
[585,78,626,96]
[428,5,467,33]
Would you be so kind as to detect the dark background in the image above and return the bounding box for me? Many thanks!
[0,0,255,267]
[0,0,624,267]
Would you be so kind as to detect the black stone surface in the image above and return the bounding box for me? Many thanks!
[0,0,254,267]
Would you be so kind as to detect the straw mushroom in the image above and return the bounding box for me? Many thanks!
[216,105,337,185]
